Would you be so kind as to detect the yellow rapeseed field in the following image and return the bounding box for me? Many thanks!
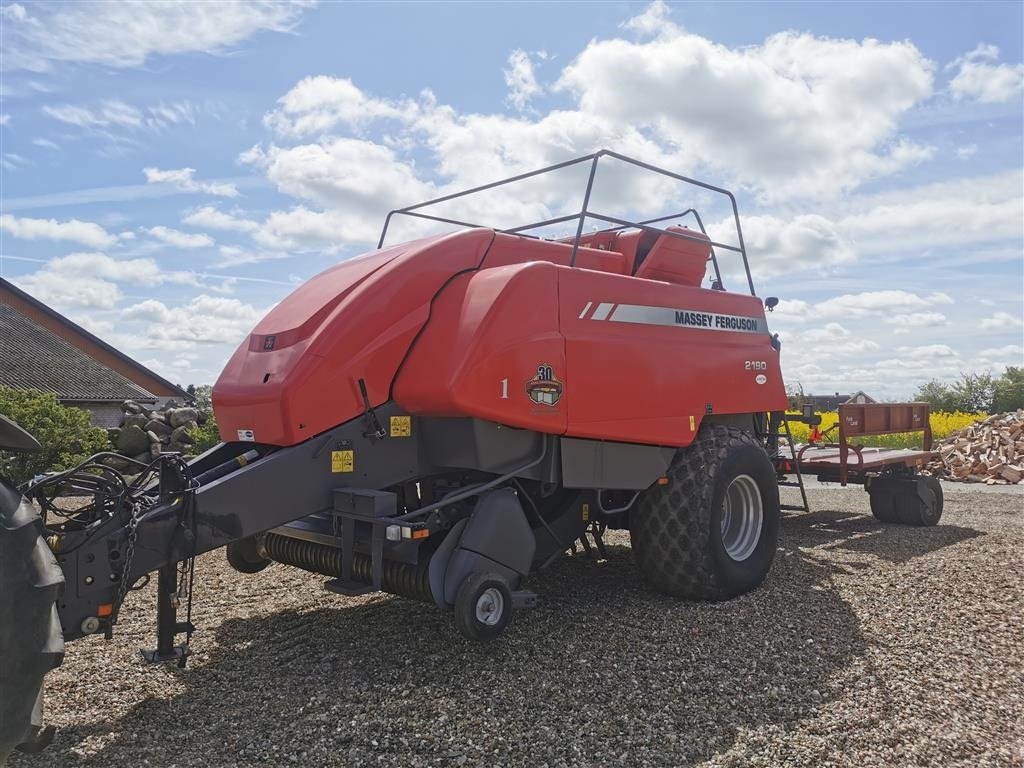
[787,411,984,449]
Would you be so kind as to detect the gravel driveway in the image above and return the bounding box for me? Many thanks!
[11,486,1023,768]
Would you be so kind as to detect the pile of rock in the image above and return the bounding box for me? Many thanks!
[925,410,1024,484]
[108,399,204,464]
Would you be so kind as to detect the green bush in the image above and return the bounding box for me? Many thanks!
[187,413,221,454]
[0,387,110,486]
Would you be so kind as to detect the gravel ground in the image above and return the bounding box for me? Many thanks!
[11,486,1024,768]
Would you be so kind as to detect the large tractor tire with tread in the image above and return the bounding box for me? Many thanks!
[629,424,780,601]
[0,480,65,761]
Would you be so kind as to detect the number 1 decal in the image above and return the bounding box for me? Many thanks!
[500,378,509,399]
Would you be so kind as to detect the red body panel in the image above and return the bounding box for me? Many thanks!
[214,227,786,448]
[213,230,494,446]
[393,261,568,434]
[557,270,786,445]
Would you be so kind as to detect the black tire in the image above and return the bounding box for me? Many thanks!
[870,476,943,527]
[453,572,513,641]
[226,537,271,574]
[629,424,780,601]
[894,476,943,526]
[869,487,898,523]
[0,480,65,761]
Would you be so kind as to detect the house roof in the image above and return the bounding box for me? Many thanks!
[0,300,156,402]
[0,278,187,400]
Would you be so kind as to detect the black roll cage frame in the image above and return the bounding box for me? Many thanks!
[377,149,756,296]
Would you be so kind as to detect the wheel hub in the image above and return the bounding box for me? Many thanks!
[720,474,764,561]
[475,587,505,626]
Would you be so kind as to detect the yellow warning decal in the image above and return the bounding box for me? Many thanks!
[582,502,590,522]
[331,450,354,473]
[689,415,696,431]
[390,415,411,438]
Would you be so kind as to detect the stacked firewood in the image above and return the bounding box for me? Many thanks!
[925,410,1024,484]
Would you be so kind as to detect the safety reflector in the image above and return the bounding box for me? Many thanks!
[96,603,113,618]
[657,477,669,486]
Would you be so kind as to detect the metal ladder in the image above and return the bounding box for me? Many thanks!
[776,416,810,514]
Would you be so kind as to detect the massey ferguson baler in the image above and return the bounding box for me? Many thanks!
[0,151,944,759]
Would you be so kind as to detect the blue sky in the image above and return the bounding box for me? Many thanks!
[1,0,1022,397]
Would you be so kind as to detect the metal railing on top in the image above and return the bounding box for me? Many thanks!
[376,149,755,296]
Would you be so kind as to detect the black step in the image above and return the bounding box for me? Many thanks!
[780,504,809,512]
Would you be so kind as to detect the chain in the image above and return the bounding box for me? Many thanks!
[114,501,142,615]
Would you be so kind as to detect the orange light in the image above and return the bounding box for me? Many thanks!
[657,477,669,486]
[411,529,430,540]
[96,603,113,618]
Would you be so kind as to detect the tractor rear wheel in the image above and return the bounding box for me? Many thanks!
[629,424,780,601]
[0,481,65,761]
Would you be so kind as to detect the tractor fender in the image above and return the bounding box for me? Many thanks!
[429,489,536,608]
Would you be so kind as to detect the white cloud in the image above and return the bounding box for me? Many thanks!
[257,8,937,213]
[43,99,143,129]
[0,113,9,126]
[0,213,116,247]
[954,144,978,160]
[264,75,411,137]
[143,225,215,249]
[242,137,436,247]
[557,11,935,199]
[2,0,314,72]
[182,206,259,233]
[772,290,953,324]
[836,171,1023,253]
[825,290,952,318]
[122,295,264,346]
[974,345,1024,371]
[15,251,199,309]
[31,137,60,150]
[504,50,544,111]
[144,167,238,198]
[215,244,291,268]
[888,311,947,335]
[621,0,673,37]
[948,44,1024,104]
[979,311,1023,330]
[898,344,958,359]
[733,214,855,276]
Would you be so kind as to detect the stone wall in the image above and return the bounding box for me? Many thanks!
[107,399,204,463]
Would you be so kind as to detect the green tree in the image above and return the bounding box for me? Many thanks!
[189,384,213,413]
[949,371,995,413]
[992,367,1024,412]
[913,379,958,411]
[0,387,110,485]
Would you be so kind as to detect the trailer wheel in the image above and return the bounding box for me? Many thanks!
[869,476,943,527]
[629,424,780,601]
[0,482,65,761]
[226,537,271,574]
[453,572,513,641]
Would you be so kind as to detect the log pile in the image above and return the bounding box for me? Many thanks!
[925,410,1024,484]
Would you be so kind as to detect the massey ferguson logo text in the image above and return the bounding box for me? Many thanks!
[585,303,766,335]
[674,310,760,332]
